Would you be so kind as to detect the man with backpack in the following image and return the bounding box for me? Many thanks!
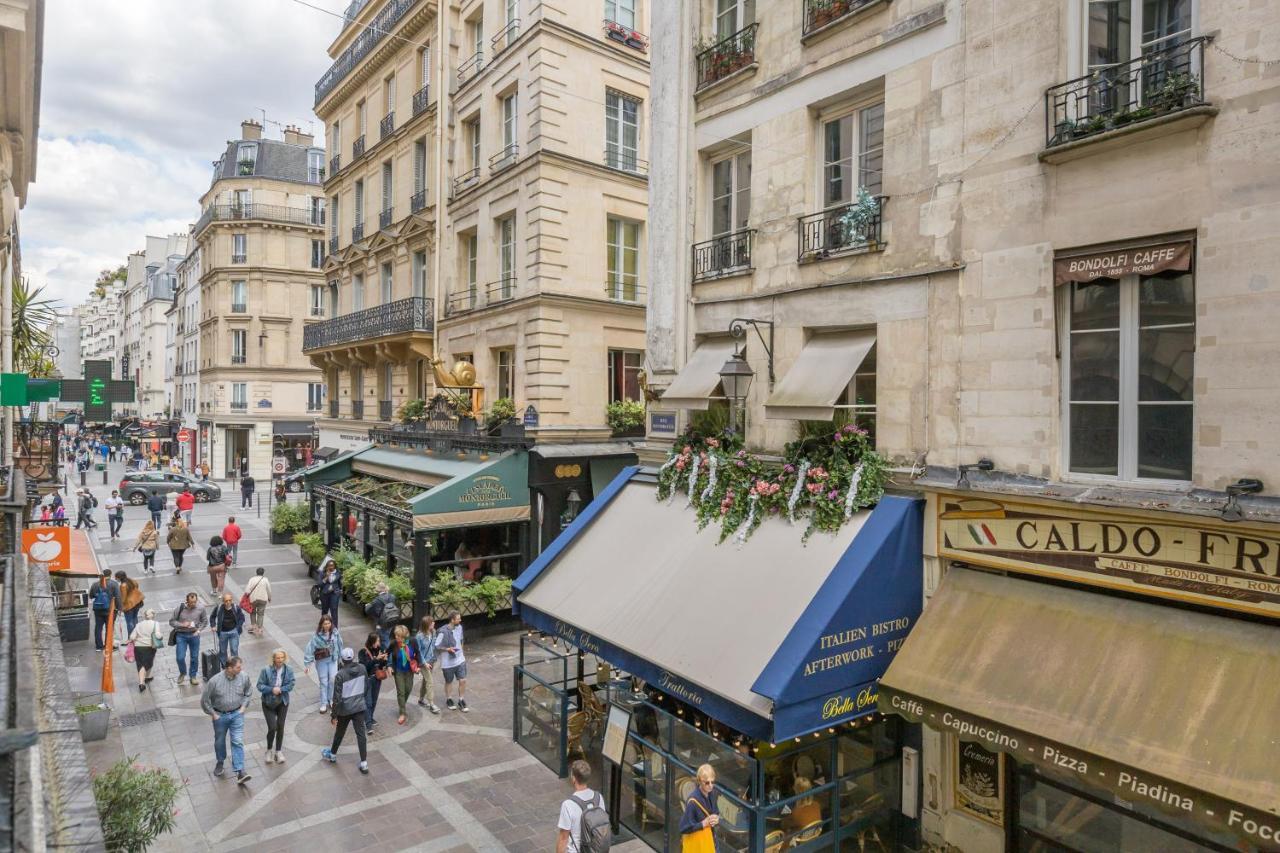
[74,488,98,530]
[365,582,400,647]
[556,760,611,853]
[89,570,122,651]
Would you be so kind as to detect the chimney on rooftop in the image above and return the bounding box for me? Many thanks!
[241,119,263,141]
[282,124,315,147]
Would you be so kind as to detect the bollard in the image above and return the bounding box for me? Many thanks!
[102,468,108,486]
[79,471,86,487]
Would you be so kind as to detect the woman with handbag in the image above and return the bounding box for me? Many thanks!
[127,608,163,693]
[114,570,144,635]
[167,517,193,574]
[244,568,271,636]
[388,624,419,725]
[679,764,721,853]
[359,632,388,729]
[303,615,342,713]
[205,535,231,594]
[256,649,295,765]
[133,520,159,575]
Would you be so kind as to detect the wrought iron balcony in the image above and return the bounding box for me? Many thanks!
[193,203,323,238]
[231,302,247,314]
[231,253,247,264]
[231,400,248,411]
[445,290,479,316]
[604,19,648,51]
[231,354,247,365]
[803,0,880,36]
[378,400,394,421]
[491,19,520,53]
[412,84,431,115]
[310,207,326,226]
[604,280,645,304]
[604,148,648,175]
[329,399,340,418]
[797,197,886,261]
[489,144,519,173]
[379,208,393,229]
[303,296,435,351]
[1046,36,1208,148]
[380,112,395,140]
[329,236,339,255]
[695,23,758,90]
[410,189,427,213]
[452,168,480,197]
[487,277,517,304]
[315,0,422,105]
[352,223,365,243]
[311,306,326,317]
[352,134,366,159]
[692,229,754,281]
[351,400,364,420]
[329,154,341,176]
[458,50,484,85]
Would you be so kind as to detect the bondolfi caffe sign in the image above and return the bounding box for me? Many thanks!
[938,496,1280,618]
[1054,239,1192,285]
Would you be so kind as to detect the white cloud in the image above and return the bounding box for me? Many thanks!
[22,0,341,305]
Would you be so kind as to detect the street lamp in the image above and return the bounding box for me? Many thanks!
[560,488,583,531]
[718,349,755,434]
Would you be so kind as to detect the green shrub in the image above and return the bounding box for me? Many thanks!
[485,397,518,431]
[270,501,310,534]
[387,573,414,604]
[606,400,645,433]
[355,567,388,605]
[429,570,470,613]
[93,756,183,853]
[472,575,514,617]
[294,532,325,566]
[398,398,427,423]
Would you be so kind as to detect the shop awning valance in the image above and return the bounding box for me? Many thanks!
[765,329,876,421]
[1054,238,1193,285]
[410,451,530,531]
[660,339,736,410]
[272,420,315,438]
[515,469,923,741]
[878,568,1280,847]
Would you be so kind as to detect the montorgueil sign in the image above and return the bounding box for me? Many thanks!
[937,495,1280,618]
[1053,240,1192,285]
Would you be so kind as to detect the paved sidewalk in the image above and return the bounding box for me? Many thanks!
[64,460,647,852]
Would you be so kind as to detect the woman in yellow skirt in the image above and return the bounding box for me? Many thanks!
[679,764,720,852]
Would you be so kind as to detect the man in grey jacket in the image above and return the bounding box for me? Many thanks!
[200,656,253,785]
[321,648,369,774]
[169,592,208,686]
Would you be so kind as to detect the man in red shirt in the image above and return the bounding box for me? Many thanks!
[176,487,196,524]
[223,516,243,566]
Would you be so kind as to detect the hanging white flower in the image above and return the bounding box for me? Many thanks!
[733,493,760,546]
[787,460,811,523]
[843,463,865,520]
[685,454,702,507]
[700,453,720,502]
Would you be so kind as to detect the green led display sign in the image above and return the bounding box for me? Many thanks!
[60,360,135,421]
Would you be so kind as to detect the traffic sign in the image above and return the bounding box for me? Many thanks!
[177,429,192,443]
[272,457,287,474]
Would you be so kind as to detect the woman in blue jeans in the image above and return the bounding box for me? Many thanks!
[359,632,388,729]
[303,615,342,713]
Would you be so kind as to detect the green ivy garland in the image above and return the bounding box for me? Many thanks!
[655,423,888,543]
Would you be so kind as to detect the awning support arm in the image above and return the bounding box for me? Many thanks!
[729,317,775,388]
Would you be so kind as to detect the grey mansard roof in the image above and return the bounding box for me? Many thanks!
[210,137,323,189]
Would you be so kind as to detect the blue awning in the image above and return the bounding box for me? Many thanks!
[514,468,923,742]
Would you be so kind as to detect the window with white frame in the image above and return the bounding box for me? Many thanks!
[381,262,393,303]
[835,343,878,444]
[606,0,636,28]
[715,0,754,40]
[380,362,393,403]
[311,240,324,269]
[385,74,396,115]
[1084,0,1193,75]
[354,180,365,225]
[232,234,247,262]
[412,251,427,298]
[607,217,640,301]
[496,348,515,400]
[498,216,516,294]
[381,161,393,215]
[234,188,251,210]
[711,150,751,237]
[331,122,341,156]
[419,46,431,86]
[501,93,518,152]
[821,102,885,205]
[330,196,339,239]
[352,366,364,401]
[414,140,427,194]
[232,382,247,409]
[608,348,643,403]
[308,151,324,182]
[236,143,257,173]
[231,281,247,312]
[353,273,365,311]
[465,234,478,300]
[311,285,325,316]
[328,281,339,316]
[307,383,325,411]
[1063,270,1194,481]
[231,330,247,364]
[605,91,641,171]
[357,100,367,137]
[467,119,481,170]
[311,196,326,226]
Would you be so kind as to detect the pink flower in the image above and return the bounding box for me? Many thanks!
[809,466,829,481]
[736,449,747,458]
[675,459,686,471]
[783,464,795,474]
[682,445,692,455]
[768,505,780,514]
[706,438,720,448]
[736,460,746,468]
[806,483,823,494]
[827,489,839,500]
[721,506,730,515]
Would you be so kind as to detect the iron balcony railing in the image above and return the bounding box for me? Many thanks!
[311,306,326,317]
[692,229,754,281]
[310,207,327,226]
[489,144,519,172]
[604,19,648,51]
[445,290,479,316]
[231,302,247,313]
[410,188,427,213]
[378,400,394,421]
[370,423,533,454]
[231,355,247,365]
[232,253,247,264]
[1046,36,1208,148]
[329,154,341,176]
[315,0,422,105]
[487,277,517,304]
[604,148,648,175]
[491,19,520,53]
[329,236,339,255]
[452,168,481,196]
[329,399,340,418]
[231,400,248,411]
[352,223,365,242]
[194,203,323,237]
[351,400,364,420]
[380,112,395,140]
[797,197,886,261]
[379,208,393,229]
[353,134,366,159]
[342,0,371,25]
[412,84,431,115]
[303,296,435,351]
[802,0,879,36]
[696,23,758,90]
[604,280,645,303]
[458,50,484,84]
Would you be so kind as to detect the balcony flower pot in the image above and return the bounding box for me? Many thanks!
[76,697,111,743]
[237,159,255,176]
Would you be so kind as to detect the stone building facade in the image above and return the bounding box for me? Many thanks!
[119,233,188,419]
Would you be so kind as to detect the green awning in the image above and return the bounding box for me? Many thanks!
[300,445,369,486]
[410,451,529,531]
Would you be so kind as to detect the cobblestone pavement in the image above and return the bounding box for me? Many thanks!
[63,461,646,853]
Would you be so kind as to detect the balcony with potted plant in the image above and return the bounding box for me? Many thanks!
[694,23,759,93]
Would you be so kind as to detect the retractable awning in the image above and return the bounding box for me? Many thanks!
[660,339,736,410]
[515,469,923,741]
[352,447,476,490]
[765,330,876,421]
[878,568,1280,849]
[410,451,530,531]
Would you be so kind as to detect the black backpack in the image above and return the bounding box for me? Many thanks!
[309,583,323,608]
[569,792,611,853]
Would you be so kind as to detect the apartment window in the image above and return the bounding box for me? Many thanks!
[231,382,247,409]
[330,196,340,239]
[466,234,478,301]
[835,343,878,444]
[385,74,396,114]
[499,216,516,297]
[419,46,431,86]
[381,262,394,303]
[231,281,247,312]
[414,358,429,398]
[605,91,641,171]
[236,143,258,174]
[232,234,247,262]
[608,349,643,403]
[607,218,640,301]
[1064,270,1194,482]
[715,0,755,39]
[311,240,324,269]
[606,0,636,28]
[308,151,324,182]
[506,0,518,26]
[311,285,325,316]
[502,93,518,150]
[495,348,515,400]
[353,273,365,311]
[354,180,365,226]
[331,122,341,155]
[469,16,484,56]
[467,119,482,169]
[414,140,427,193]
[1085,0,1193,75]
[233,188,251,210]
[381,362,394,404]
[328,281,339,316]
[412,251,427,299]
[352,366,364,401]
[822,103,885,205]
[311,196,326,226]
[307,382,325,411]
[357,100,367,137]
[231,330,247,364]
[711,151,751,236]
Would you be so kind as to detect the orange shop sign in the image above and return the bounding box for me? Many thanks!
[22,526,70,572]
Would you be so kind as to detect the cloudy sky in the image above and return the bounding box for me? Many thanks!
[24,0,341,307]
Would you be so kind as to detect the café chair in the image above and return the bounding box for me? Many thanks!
[764,830,785,853]
[567,711,591,759]
[792,820,824,845]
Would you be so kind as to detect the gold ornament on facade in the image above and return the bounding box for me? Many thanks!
[430,357,477,388]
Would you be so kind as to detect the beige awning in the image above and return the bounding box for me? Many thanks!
[660,338,736,410]
[765,329,875,420]
[879,568,1280,837]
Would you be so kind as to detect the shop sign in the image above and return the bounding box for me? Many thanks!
[649,411,677,436]
[602,704,632,765]
[954,740,1004,826]
[1053,240,1192,285]
[938,496,1280,618]
[880,686,1279,850]
[458,475,511,509]
[772,680,880,738]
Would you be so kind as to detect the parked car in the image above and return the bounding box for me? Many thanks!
[119,472,221,505]
[281,468,307,493]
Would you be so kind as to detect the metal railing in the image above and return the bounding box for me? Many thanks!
[315,0,422,105]
[458,50,484,84]
[231,302,247,313]
[445,290,479,316]
[487,277,517,304]
[489,144,519,172]
[452,168,481,196]
[311,306,326,317]
[410,188,427,213]
[330,399,340,418]
[352,223,365,242]
[351,400,364,420]
[802,0,879,36]
[379,400,394,421]
[194,203,323,237]
[412,84,431,115]
[604,280,645,303]
[231,400,248,410]
[604,19,648,51]
[303,296,435,351]
[329,236,339,255]
[1046,36,1207,148]
[797,197,885,261]
[491,19,520,53]
[330,154,341,176]
[231,253,247,264]
[695,23,758,90]
[380,112,395,140]
[604,148,648,175]
[231,354,247,365]
[310,207,327,226]
[379,208,393,229]
[692,229,754,281]
[353,134,366,159]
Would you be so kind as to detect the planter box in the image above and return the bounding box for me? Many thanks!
[270,529,297,545]
[499,422,526,438]
[57,610,90,643]
[76,700,111,742]
[430,592,514,621]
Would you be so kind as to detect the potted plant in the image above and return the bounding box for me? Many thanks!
[471,576,514,618]
[398,398,426,424]
[269,501,309,545]
[485,397,519,435]
[92,756,183,852]
[237,159,255,176]
[1155,72,1200,112]
[76,694,111,742]
[607,400,646,437]
[1085,113,1109,135]
[811,0,834,28]
[294,531,325,573]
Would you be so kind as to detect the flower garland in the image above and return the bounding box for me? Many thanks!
[655,423,887,543]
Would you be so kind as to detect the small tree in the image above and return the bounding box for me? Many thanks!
[93,757,183,852]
